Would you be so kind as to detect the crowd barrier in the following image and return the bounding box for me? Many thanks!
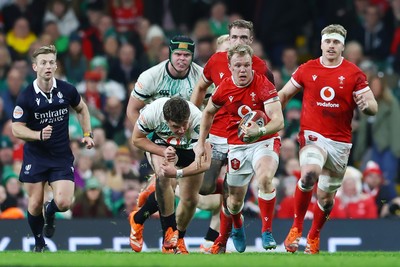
[0,218,398,252]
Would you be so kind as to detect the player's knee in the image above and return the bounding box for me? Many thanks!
[55,198,72,211]
[320,198,334,212]
[199,181,216,195]
[180,195,199,210]
[302,171,318,188]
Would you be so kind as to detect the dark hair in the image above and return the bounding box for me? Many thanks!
[229,19,254,36]
[163,97,190,124]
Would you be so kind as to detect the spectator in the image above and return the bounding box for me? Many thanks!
[71,177,113,218]
[362,160,398,217]
[6,17,37,60]
[330,166,378,219]
[109,0,143,35]
[64,32,87,84]
[208,1,229,37]
[1,68,24,120]
[353,73,400,196]
[41,21,69,56]
[43,0,79,37]
[76,56,126,102]
[282,99,301,139]
[1,0,45,35]
[0,184,24,219]
[0,46,12,90]
[108,43,141,89]
[349,4,392,69]
[102,96,126,145]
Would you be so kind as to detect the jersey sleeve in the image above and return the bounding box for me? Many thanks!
[203,55,215,83]
[68,84,82,107]
[259,75,279,104]
[210,84,225,108]
[353,70,370,95]
[131,68,157,103]
[290,65,304,89]
[136,105,156,135]
[12,92,30,123]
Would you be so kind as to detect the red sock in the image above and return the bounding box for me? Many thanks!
[292,184,313,231]
[231,212,243,229]
[215,208,232,244]
[308,202,330,239]
[258,195,276,233]
[214,179,224,194]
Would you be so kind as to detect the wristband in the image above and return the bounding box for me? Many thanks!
[83,132,94,138]
[176,169,183,178]
[40,129,43,141]
[259,126,267,136]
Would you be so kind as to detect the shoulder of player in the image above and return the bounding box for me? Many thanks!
[190,61,204,73]
[140,60,168,78]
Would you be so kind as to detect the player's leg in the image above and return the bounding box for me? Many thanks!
[24,182,47,252]
[151,154,178,249]
[226,181,249,253]
[254,154,279,250]
[198,155,226,252]
[306,169,343,254]
[285,144,326,252]
[175,172,204,254]
[46,179,74,238]
[198,194,222,252]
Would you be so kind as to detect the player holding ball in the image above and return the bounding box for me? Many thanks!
[194,44,284,253]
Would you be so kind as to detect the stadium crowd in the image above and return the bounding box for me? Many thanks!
[0,0,400,226]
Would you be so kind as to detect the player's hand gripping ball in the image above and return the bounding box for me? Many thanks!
[237,110,269,143]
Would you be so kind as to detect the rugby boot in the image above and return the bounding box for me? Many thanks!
[261,231,277,250]
[163,227,179,249]
[129,211,144,252]
[284,227,302,253]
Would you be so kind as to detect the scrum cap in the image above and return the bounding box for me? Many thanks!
[169,35,195,55]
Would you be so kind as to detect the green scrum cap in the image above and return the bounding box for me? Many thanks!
[169,35,195,57]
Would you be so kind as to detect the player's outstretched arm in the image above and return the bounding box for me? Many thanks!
[190,77,212,108]
[126,96,146,126]
[161,142,212,178]
[278,80,301,109]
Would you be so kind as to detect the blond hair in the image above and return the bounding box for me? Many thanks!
[31,45,57,63]
[228,44,253,62]
[321,24,347,39]
[216,34,229,47]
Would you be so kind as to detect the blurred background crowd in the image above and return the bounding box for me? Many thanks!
[0,0,400,221]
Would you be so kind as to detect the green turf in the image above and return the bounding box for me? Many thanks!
[0,251,399,267]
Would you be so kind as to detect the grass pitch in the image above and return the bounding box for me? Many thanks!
[0,251,398,267]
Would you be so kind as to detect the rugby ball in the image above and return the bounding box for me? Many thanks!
[238,110,269,143]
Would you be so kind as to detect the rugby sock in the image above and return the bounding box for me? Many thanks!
[27,211,45,246]
[231,212,243,229]
[214,179,224,194]
[204,227,219,242]
[46,199,61,215]
[134,192,159,224]
[292,181,313,231]
[215,207,232,244]
[258,190,276,233]
[308,201,331,239]
[161,213,177,233]
[178,230,186,239]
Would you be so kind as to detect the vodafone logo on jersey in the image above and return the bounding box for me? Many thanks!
[320,86,335,101]
[317,86,339,108]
